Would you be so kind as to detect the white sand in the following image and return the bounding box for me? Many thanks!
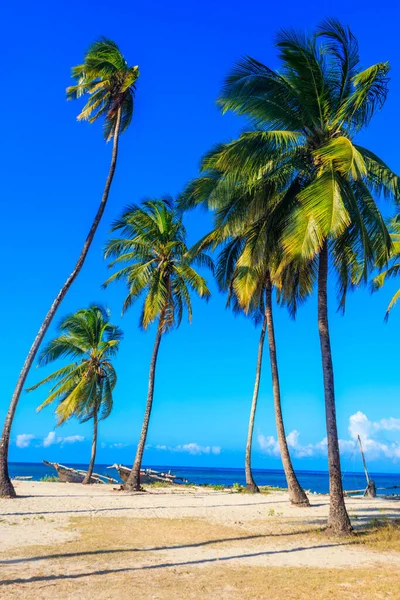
[0,481,399,570]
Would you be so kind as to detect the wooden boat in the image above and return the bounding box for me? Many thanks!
[43,460,118,484]
[12,476,33,481]
[343,436,377,498]
[107,464,189,485]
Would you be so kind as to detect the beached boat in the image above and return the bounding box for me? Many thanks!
[43,460,118,484]
[107,463,189,485]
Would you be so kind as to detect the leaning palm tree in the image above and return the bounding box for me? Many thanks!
[373,216,400,318]
[199,210,311,503]
[104,197,212,491]
[232,263,312,503]
[181,20,399,533]
[0,39,139,498]
[27,305,122,484]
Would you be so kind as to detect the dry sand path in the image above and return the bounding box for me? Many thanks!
[0,482,400,599]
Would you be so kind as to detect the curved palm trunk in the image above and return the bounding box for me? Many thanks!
[82,407,98,485]
[265,273,310,507]
[245,312,268,493]
[0,109,122,499]
[318,243,352,534]
[125,325,163,492]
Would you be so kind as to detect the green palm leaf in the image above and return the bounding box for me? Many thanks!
[67,37,139,140]
[104,197,212,331]
[28,305,122,427]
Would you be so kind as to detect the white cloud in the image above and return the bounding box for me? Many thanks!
[348,411,400,460]
[16,434,35,449]
[63,435,84,444]
[257,411,400,463]
[338,438,355,453]
[376,417,400,432]
[43,432,61,448]
[348,411,371,441]
[286,430,319,458]
[43,431,84,448]
[286,430,299,448]
[155,442,221,456]
[257,433,280,456]
[258,430,327,459]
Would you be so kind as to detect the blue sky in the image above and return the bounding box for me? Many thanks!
[2,0,400,473]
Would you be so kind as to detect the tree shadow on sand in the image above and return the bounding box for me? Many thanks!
[0,541,345,586]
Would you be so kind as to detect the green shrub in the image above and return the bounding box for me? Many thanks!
[148,480,171,488]
[40,475,60,482]
[232,482,245,493]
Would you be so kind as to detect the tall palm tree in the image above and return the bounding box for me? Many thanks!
[235,269,311,503]
[181,20,399,534]
[198,210,311,503]
[26,306,122,484]
[373,216,400,317]
[103,197,212,491]
[0,39,139,498]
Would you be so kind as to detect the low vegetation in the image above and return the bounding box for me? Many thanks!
[1,515,400,599]
[356,518,400,552]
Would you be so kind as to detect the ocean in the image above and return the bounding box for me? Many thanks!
[8,462,400,495]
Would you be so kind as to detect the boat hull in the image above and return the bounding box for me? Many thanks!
[108,464,182,485]
[42,461,117,484]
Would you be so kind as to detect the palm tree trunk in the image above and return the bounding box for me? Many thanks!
[265,272,310,507]
[0,109,122,499]
[125,324,163,492]
[318,243,352,534]
[245,312,267,493]
[82,406,98,485]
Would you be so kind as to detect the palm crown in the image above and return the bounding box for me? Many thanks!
[66,37,139,140]
[190,180,315,319]
[181,19,399,304]
[27,305,122,425]
[373,216,400,318]
[104,197,212,331]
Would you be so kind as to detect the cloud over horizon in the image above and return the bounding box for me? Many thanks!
[43,432,84,447]
[16,433,35,448]
[15,431,85,449]
[258,411,400,462]
[154,442,221,456]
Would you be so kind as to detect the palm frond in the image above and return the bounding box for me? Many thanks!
[67,37,139,140]
[104,198,212,331]
[29,305,121,428]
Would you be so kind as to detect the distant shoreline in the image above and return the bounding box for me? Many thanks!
[8,460,399,475]
[7,461,400,495]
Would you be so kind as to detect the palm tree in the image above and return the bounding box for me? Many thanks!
[181,20,399,534]
[27,306,122,484]
[199,211,310,503]
[373,216,400,317]
[0,39,139,498]
[103,197,212,491]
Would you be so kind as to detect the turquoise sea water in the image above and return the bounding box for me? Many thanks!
[8,462,400,495]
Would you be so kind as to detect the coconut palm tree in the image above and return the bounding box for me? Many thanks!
[373,216,400,317]
[181,19,399,533]
[0,39,139,498]
[103,197,212,491]
[233,266,312,503]
[195,206,311,502]
[27,305,122,484]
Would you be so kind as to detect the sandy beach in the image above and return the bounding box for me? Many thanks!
[0,481,399,599]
